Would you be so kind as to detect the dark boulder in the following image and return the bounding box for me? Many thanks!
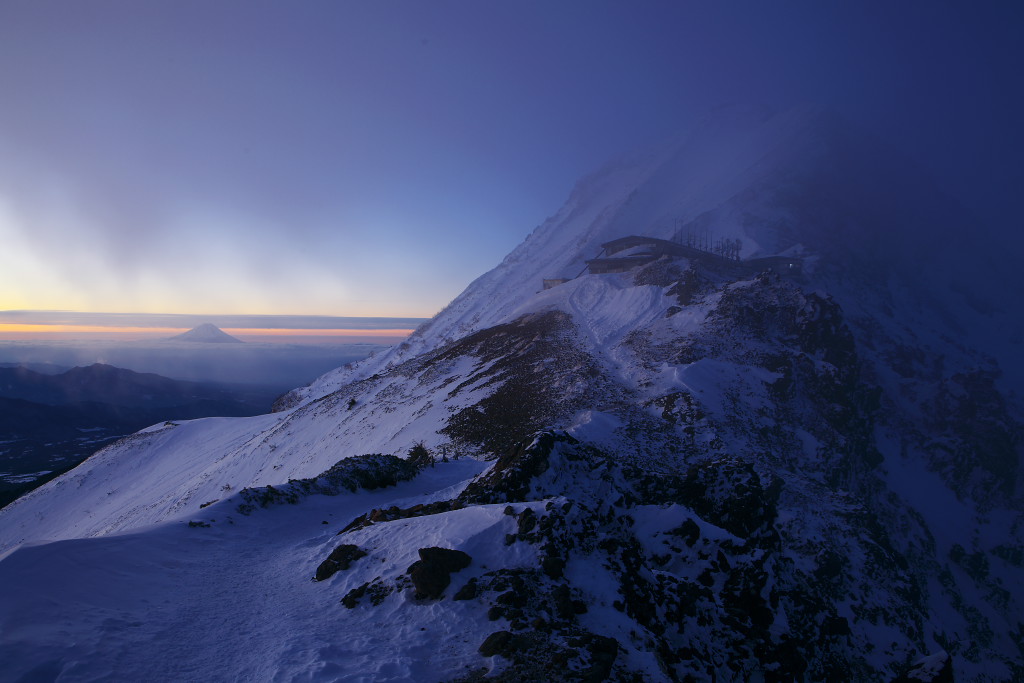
[478,630,513,657]
[407,547,472,600]
[314,544,367,582]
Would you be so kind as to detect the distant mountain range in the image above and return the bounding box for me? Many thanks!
[0,363,283,508]
[0,340,389,387]
[0,362,261,407]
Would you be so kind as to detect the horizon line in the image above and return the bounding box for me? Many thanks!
[0,310,432,331]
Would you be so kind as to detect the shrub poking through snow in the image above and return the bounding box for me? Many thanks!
[406,442,433,468]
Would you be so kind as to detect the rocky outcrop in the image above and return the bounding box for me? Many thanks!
[316,427,936,680]
[237,453,420,514]
[435,311,612,456]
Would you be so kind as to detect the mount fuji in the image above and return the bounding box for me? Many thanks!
[0,105,1020,682]
[167,323,244,343]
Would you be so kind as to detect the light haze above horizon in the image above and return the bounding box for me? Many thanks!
[1,1,1020,318]
[0,310,428,343]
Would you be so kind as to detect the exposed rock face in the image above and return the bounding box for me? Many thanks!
[473,629,618,683]
[435,311,610,456]
[675,456,781,539]
[926,369,1020,503]
[477,630,512,657]
[458,431,570,504]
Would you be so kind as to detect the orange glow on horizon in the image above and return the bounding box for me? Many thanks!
[0,324,187,338]
[222,328,413,338]
[0,323,415,343]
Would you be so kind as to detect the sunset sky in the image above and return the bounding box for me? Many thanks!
[1,1,1021,318]
[0,311,426,343]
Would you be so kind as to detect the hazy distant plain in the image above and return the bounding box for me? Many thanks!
[0,312,428,388]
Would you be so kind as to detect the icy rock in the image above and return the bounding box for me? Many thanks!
[892,651,953,683]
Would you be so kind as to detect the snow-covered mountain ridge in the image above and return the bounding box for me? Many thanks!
[290,102,1015,403]
[1,106,1021,682]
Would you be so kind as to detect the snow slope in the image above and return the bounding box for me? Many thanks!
[0,460,496,682]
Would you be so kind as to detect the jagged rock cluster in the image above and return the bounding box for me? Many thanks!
[236,453,421,514]
[310,431,954,681]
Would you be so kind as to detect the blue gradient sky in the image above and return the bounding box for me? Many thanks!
[1,1,1020,317]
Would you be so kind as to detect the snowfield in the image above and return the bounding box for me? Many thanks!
[0,460,498,682]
